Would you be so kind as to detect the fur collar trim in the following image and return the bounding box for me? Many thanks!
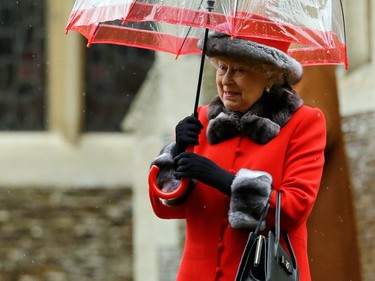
[206,88,303,145]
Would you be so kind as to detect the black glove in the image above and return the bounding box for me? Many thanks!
[174,152,234,196]
[175,116,203,155]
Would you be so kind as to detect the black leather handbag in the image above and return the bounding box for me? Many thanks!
[235,191,299,281]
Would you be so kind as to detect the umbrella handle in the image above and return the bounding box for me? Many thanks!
[148,165,190,200]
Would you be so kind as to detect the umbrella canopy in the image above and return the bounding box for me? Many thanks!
[66,0,348,199]
[66,0,348,115]
[66,0,348,68]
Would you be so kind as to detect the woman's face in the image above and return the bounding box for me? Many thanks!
[215,57,268,113]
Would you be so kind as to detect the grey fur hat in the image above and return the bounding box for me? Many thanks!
[198,31,303,86]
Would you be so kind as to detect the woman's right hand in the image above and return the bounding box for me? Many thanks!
[175,116,203,155]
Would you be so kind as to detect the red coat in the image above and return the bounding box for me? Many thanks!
[149,104,326,281]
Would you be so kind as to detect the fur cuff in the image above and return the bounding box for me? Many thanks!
[228,169,272,230]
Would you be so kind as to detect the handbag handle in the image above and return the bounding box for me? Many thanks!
[235,191,299,281]
[254,191,297,267]
[253,191,281,237]
[274,191,281,253]
[275,192,298,268]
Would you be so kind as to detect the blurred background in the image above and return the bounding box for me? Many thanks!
[0,1,374,281]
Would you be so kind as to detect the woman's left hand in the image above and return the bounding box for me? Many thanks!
[174,152,234,196]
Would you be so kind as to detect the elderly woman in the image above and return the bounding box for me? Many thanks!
[148,31,326,281]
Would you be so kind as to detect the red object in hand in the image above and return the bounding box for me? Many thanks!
[148,165,190,200]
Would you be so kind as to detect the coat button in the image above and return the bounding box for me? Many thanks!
[218,242,224,252]
[235,148,242,157]
[216,267,222,276]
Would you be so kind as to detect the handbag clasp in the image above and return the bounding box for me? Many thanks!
[279,256,293,275]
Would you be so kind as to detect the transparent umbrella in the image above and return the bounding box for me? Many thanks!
[66,0,347,199]
[66,0,347,66]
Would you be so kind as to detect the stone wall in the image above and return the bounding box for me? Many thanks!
[343,111,375,281]
[0,188,133,281]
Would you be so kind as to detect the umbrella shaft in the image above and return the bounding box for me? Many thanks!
[193,27,210,118]
[193,0,215,117]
